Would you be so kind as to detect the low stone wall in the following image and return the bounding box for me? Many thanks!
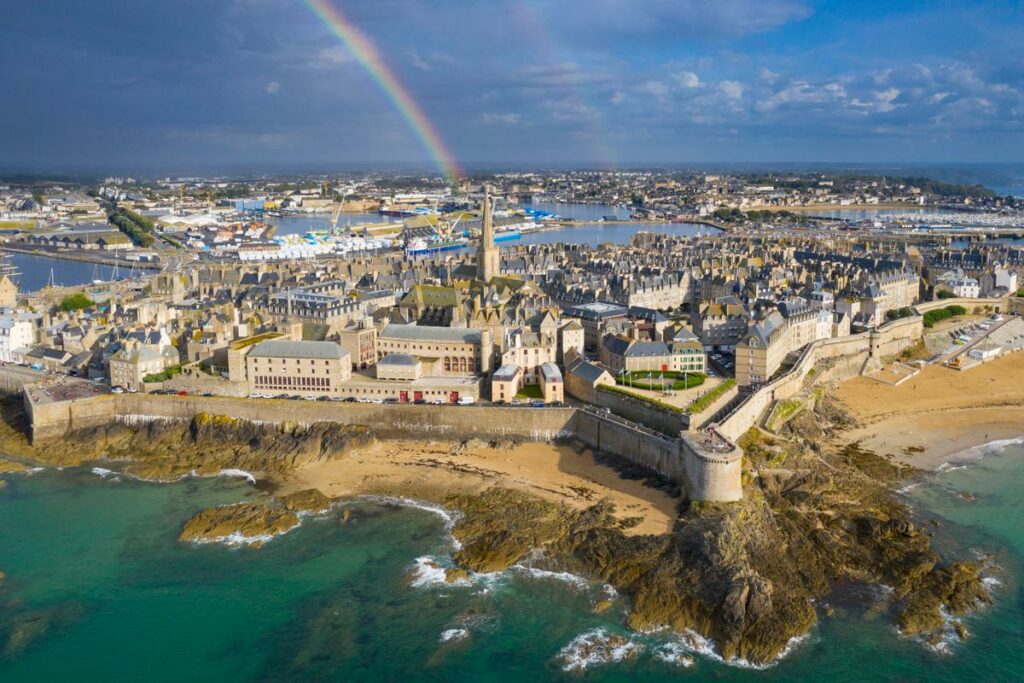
[0,367,39,395]
[593,386,687,436]
[686,383,740,432]
[915,297,1006,314]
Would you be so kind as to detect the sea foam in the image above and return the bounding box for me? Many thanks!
[439,628,469,643]
[556,628,644,672]
[217,469,257,484]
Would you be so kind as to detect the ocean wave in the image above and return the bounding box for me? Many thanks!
[439,628,469,643]
[410,556,460,588]
[556,628,644,672]
[217,469,257,484]
[668,628,810,670]
[510,564,590,590]
[982,576,1002,593]
[364,495,463,549]
[942,436,1024,470]
[187,526,298,548]
[651,641,695,667]
[90,467,117,478]
[923,606,961,656]
[895,482,921,495]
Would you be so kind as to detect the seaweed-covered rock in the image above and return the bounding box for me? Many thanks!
[279,489,333,515]
[22,412,374,481]
[179,502,300,546]
[896,562,992,636]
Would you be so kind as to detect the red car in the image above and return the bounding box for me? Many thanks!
[176,390,189,397]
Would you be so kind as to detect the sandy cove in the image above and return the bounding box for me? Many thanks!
[283,439,677,536]
[835,351,1024,469]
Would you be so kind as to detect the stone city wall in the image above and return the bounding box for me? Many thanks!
[593,386,688,436]
[574,409,684,481]
[26,391,740,502]
[915,297,1006,314]
[714,316,923,443]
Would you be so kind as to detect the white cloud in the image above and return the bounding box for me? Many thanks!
[411,49,430,71]
[874,87,900,112]
[719,80,746,100]
[673,70,700,88]
[482,112,521,125]
[318,45,353,66]
[640,80,670,97]
[266,81,280,94]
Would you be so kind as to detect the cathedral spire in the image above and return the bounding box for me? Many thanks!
[477,185,500,282]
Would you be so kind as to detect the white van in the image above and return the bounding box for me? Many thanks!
[456,396,475,405]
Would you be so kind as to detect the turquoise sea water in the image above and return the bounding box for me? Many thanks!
[0,444,1022,682]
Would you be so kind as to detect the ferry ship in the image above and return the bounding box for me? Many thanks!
[494,231,522,243]
[405,236,469,256]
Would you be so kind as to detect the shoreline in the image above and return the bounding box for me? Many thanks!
[1,245,163,271]
[834,353,1024,471]
[841,407,1024,471]
[280,439,678,537]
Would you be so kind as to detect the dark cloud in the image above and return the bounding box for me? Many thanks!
[0,0,1021,170]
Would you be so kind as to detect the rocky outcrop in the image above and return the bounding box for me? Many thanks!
[438,395,990,665]
[279,489,333,515]
[8,411,374,481]
[179,503,300,546]
[179,489,332,547]
[895,562,992,636]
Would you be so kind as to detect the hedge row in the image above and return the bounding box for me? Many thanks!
[922,305,967,328]
[686,379,737,415]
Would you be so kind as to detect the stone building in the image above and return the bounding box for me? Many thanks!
[244,339,351,397]
[376,323,493,376]
[539,362,564,403]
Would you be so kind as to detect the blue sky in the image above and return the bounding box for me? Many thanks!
[2,0,1023,172]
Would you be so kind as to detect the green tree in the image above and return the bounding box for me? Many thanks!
[58,292,95,311]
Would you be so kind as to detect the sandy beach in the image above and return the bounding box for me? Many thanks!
[835,352,1024,469]
[285,439,678,536]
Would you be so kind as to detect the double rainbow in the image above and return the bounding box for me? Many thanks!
[304,0,463,183]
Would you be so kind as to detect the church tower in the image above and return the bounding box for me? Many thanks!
[476,186,500,282]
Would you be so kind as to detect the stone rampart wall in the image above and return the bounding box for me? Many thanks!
[593,387,688,435]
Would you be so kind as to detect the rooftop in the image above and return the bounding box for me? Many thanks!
[248,339,348,361]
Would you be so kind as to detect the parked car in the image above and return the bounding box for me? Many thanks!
[456,396,475,405]
[111,386,124,394]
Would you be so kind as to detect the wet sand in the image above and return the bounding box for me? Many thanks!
[835,353,1024,470]
[285,440,678,536]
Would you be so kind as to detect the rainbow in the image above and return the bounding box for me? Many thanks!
[304,0,462,183]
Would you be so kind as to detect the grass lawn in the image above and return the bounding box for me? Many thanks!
[615,371,705,391]
[515,384,544,399]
